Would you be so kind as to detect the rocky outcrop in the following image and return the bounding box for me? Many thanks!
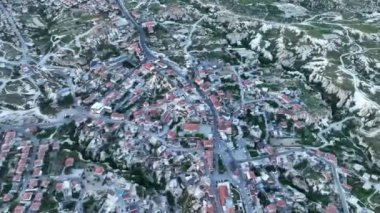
[309,72,351,107]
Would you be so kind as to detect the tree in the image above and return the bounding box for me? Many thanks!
[166,191,175,206]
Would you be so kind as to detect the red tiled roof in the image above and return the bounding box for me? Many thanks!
[21,192,33,201]
[30,202,41,211]
[325,204,338,213]
[183,123,199,132]
[34,192,43,202]
[55,182,64,191]
[218,185,228,206]
[327,153,337,164]
[143,63,154,71]
[205,150,213,170]
[167,130,176,140]
[203,140,213,149]
[12,175,21,182]
[4,131,16,144]
[266,204,277,213]
[276,199,286,208]
[13,205,25,213]
[32,167,41,177]
[206,204,215,213]
[2,193,13,202]
[94,166,105,175]
[294,121,305,129]
[218,119,232,134]
[210,95,221,109]
[41,180,50,188]
[65,157,74,167]
[111,113,125,120]
[28,179,38,189]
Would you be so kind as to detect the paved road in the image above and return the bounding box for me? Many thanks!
[0,2,29,64]
[115,0,156,60]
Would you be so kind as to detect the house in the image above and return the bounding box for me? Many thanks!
[203,140,213,149]
[111,113,125,121]
[34,192,43,202]
[142,21,156,33]
[266,204,277,213]
[55,182,64,191]
[276,199,287,209]
[246,171,256,181]
[167,130,176,140]
[13,205,25,213]
[326,153,337,165]
[52,142,60,151]
[94,166,105,176]
[279,94,292,104]
[206,203,215,213]
[91,102,105,114]
[30,202,41,212]
[65,157,75,167]
[32,168,41,177]
[280,121,288,129]
[143,63,155,72]
[183,123,199,133]
[12,175,22,182]
[210,95,222,110]
[294,121,305,129]
[4,131,16,144]
[41,180,50,188]
[218,119,232,135]
[218,185,229,206]
[27,179,38,189]
[2,193,13,202]
[128,43,141,55]
[325,204,338,213]
[205,150,213,171]
[20,192,33,202]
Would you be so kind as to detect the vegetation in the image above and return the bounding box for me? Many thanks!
[83,196,100,213]
[246,145,259,157]
[124,164,165,191]
[40,193,58,212]
[279,174,330,205]
[181,161,192,171]
[58,95,74,108]
[347,176,375,201]
[294,160,308,170]
[218,156,226,173]
[38,99,58,115]
[166,191,176,206]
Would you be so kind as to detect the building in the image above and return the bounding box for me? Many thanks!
[183,123,200,133]
[91,102,105,114]
[13,205,25,213]
[65,157,74,167]
[203,140,213,149]
[94,166,105,176]
[111,113,125,120]
[205,150,213,171]
[218,185,228,206]
[142,21,156,33]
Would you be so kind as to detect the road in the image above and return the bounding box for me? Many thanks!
[194,79,255,212]
[115,0,156,60]
[0,2,29,64]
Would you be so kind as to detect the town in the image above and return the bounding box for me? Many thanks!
[1,0,380,212]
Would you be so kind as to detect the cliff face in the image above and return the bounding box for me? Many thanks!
[309,72,351,108]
